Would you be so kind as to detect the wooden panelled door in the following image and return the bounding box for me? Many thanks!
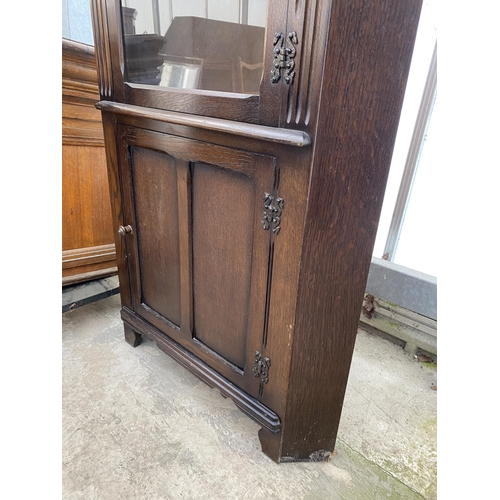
[116,125,277,399]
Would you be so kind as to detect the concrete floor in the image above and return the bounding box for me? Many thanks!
[62,294,437,499]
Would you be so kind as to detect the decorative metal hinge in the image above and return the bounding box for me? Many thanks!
[253,351,271,385]
[271,31,298,84]
[262,193,284,235]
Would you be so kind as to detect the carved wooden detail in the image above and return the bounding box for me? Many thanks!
[89,0,113,98]
[285,0,331,125]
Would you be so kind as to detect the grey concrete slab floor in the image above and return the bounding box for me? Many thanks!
[62,294,437,499]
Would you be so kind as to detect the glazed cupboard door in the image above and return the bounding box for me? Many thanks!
[116,125,278,398]
[92,0,289,125]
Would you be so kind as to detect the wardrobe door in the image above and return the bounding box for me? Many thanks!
[117,125,278,396]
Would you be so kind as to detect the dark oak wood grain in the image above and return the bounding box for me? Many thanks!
[275,0,424,461]
[131,147,182,326]
[112,124,276,394]
[91,0,423,463]
[191,163,254,369]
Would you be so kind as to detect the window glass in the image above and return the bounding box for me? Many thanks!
[121,0,268,94]
[62,0,94,46]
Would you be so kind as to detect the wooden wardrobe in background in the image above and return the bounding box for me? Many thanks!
[62,38,116,286]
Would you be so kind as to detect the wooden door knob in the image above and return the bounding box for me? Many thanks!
[118,225,133,236]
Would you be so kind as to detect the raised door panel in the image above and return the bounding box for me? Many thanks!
[191,162,254,369]
[130,147,182,328]
[118,125,276,396]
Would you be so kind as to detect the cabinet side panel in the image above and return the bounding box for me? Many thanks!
[280,0,423,460]
[131,146,182,326]
[191,162,254,369]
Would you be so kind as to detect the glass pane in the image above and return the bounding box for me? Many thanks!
[121,0,268,94]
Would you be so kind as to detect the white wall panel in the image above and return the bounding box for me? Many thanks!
[248,0,266,27]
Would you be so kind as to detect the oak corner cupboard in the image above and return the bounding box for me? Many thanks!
[90,0,423,463]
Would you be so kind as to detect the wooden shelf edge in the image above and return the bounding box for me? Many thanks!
[96,101,312,147]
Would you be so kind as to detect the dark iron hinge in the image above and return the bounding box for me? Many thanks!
[271,31,298,84]
[262,193,284,235]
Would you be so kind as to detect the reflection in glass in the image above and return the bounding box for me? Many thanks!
[121,0,268,94]
[158,57,202,89]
